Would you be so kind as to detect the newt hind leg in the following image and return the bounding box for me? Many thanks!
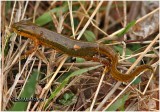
[91,54,112,74]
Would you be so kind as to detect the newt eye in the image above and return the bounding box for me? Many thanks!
[17,29,21,32]
[17,27,22,32]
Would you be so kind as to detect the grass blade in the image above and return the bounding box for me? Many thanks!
[116,21,136,37]
[45,65,102,107]
[106,93,130,111]
[10,70,39,111]
[35,3,68,26]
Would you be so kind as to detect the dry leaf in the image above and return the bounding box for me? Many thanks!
[147,99,156,110]
[132,9,159,38]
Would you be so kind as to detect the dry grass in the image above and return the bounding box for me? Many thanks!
[1,1,159,111]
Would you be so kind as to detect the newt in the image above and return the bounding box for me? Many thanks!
[11,20,153,82]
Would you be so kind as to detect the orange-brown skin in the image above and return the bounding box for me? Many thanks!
[11,20,153,82]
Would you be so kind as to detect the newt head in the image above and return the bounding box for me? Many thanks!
[12,20,31,34]
[11,22,22,35]
[11,20,40,38]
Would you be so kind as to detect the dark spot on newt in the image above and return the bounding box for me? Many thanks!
[32,26,35,30]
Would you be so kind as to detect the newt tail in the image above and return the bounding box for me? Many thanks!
[99,44,153,82]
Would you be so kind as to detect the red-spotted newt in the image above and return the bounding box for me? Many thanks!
[11,20,153,82]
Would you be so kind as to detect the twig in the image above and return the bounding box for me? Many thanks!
[68,1,75,38]
[21,0,29,19]
[77,0,104,40]
[89,67,107,111]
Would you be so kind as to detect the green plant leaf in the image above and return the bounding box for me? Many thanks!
[10,70,39,111]
[5,1,11,14]
[76,57,85,63]
[58,92,77,106]
[106,93,130,111]
[114,45,136,63]
[35,3,68,26]
[83,30,96,42]
[116,21,136,37]
[57,71,73,83]
[132,75,141,84]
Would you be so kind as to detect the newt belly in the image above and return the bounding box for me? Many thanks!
[11,20,153,82]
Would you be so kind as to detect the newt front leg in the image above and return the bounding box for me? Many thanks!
[20,38,39,59]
